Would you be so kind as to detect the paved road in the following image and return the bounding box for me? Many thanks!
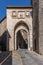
[2,54,12,65]
[0,52,12,65]
[12,49,43,65]
[0,50,43,65]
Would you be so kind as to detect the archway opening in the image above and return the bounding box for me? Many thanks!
[16,29,28,49]
[14,21,30,50]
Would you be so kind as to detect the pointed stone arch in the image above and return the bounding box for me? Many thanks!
[14,21,29,32]
[14,21,32,50]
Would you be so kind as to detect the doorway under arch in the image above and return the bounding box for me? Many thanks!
[14,21,30,50]
[16,29,28,49]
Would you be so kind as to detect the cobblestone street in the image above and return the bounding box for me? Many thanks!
[12,49,43,65]
[0,49,43,65]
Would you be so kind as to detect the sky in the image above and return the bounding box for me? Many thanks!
[0,0,32,20]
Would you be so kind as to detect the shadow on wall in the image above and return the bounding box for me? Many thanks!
[33,3,39,53]
[0,30,11,51]
[33,18,39,53]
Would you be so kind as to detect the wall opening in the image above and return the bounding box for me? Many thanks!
[16,29,28,49]
[33,38,39,53]
[14,21,30,50]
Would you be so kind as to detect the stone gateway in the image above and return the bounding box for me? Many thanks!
[7,7,33,51]
[0,0,43,55]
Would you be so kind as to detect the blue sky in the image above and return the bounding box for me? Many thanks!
[0,0,32,20]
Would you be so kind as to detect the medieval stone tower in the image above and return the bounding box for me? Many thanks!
[33,0,43,54]
[0,0,43,55]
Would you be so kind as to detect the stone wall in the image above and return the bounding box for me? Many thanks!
[0,18,7,36]
[0,17,7,51]
[39,0,43,54]
[7,7,33,51]
[33,0,43,55]
[0,22,1,42]
[33,0,39,53]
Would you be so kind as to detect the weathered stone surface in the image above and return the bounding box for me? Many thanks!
[12,49,43,65]
[0,18,7,51]
[0,0,43,55]
[39,0,43,54]
[33,0,39,53]
[7,7,33,51]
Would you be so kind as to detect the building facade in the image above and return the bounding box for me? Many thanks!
[0,0,43,55]
[6,6,33,51]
